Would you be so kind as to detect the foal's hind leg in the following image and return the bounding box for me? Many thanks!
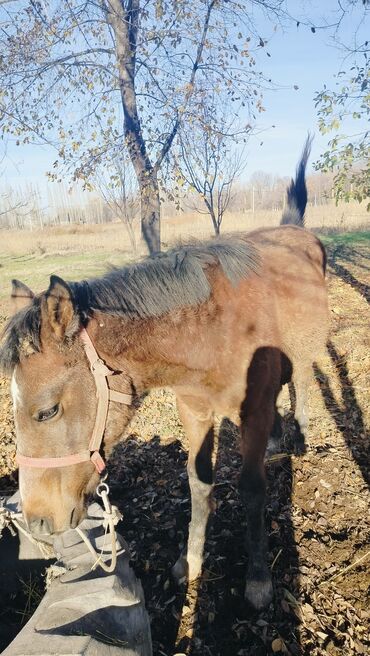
[266,405,283,459]
[292,363,311,455]
[266,354,292,458]
[172,396,214,583]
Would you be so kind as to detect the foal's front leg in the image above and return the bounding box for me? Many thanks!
[172,396,214,582]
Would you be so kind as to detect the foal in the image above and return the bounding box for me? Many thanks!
[0,139,328,610]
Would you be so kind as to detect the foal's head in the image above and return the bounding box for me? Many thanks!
[1,277,132,536]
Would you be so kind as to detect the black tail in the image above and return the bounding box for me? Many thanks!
[280,135,313,227]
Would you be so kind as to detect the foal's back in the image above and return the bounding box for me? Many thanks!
[204,224,328,357]
[245,224,329,361]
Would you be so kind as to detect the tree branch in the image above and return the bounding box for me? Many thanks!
[153,0,217,172]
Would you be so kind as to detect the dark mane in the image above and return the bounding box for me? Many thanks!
[0,235,259,373]
[0,296,42,374]
[73,236,259,319]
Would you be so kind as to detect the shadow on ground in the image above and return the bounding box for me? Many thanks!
[314,340,369,488]
[110,412,302,656]
[327,243,370,303]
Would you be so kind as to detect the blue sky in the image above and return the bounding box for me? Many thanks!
[244,0,368,177]
[1,0,368,195]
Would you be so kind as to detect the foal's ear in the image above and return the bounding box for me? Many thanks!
[11,279,34,313]
[44,275,79,340]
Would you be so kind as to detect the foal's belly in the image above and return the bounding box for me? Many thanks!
[173,371,247,421]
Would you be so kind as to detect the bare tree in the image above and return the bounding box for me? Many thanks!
[93,154,139,251]
[249,171,274,209]
[0,0,289,253]
[177,100,246,235]
[0,193,28,223]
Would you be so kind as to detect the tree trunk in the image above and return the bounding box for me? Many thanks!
[140,172,161,254]
[106,0,218,254]
[204,197,219,236]
[106,0,160,255]
[210,209,220,235]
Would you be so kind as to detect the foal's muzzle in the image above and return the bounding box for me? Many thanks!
[28,515,54,537]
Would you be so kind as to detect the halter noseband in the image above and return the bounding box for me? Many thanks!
[16,328,132,474]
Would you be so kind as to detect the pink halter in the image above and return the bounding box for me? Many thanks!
[16,328,132,474]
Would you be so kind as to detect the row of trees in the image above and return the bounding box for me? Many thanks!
[0,169,339,237]
[0,1,368,253]
[0,183,108,230]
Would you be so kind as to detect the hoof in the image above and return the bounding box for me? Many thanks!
[294,438,307,456]
[293,421,307,455]
[245,577,273,610]
[265,436,281,460]
[172,552,203,584]
[172,555,188,584]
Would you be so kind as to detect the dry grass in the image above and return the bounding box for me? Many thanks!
[1,201,369,259]
[2,222,130,257]
[163,202,369,242]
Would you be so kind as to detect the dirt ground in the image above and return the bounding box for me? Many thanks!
[0,235,369,655]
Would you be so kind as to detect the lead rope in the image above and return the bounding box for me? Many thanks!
[0,481,122,574]
[0,507,55,559]
[75,479,122,574]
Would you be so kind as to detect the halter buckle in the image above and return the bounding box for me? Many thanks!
[90,451,106,474]
[91,358,111,377]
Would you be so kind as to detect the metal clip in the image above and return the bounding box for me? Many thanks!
[96,480,110,498]
[91,358,110,376]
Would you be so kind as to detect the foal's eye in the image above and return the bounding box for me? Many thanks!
[36,404,59,422]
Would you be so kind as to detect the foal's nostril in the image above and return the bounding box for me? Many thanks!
[29,516,54,536]
[70,507,79,529]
